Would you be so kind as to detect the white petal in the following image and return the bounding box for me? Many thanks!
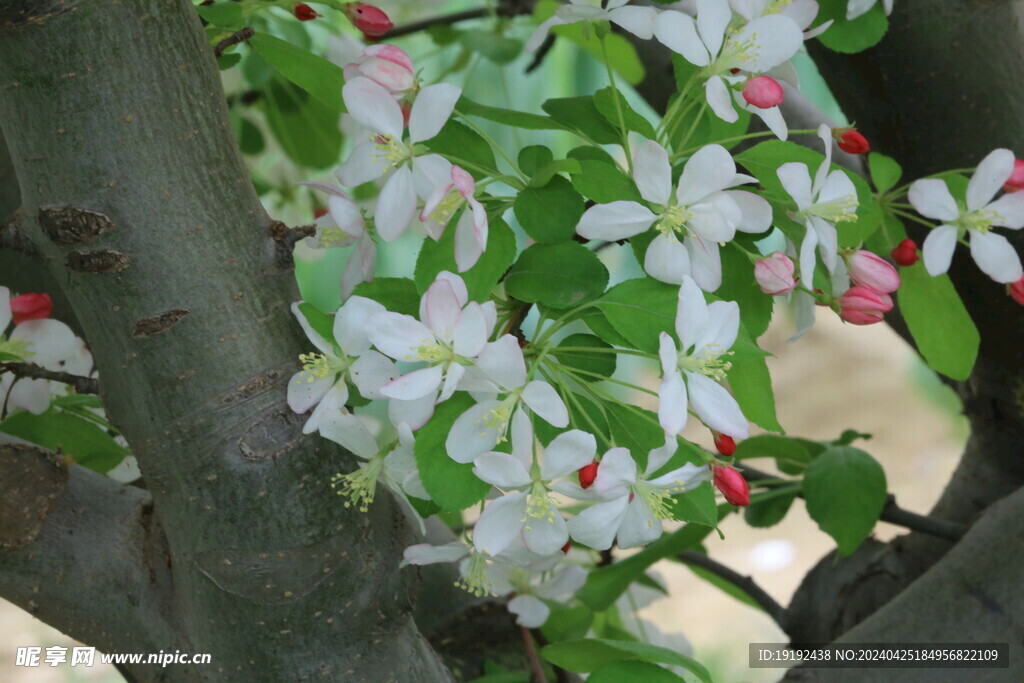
[522,381,569,428]
[686,372,749,438]
[704,75,738,124]
[446,399,503,463]
[728,16,803,73]
[984,192,1024,229]
[593,447,637,496]
[541,429,597,481]
[452,303,488,358]
[655,11,709,66]
[729,190,773,233]
[473,452,532,488]
[658,371,689,436]
[389,393,436,431]
[381,366,444,401]
[375,167,417,242]
[633,140,673,205]
[334,296,385,356]
[608,5,657,39]
[616,498,663,549]
[567,496,629,551]
[454,207,487,272]
[577,201,657,241]
[328,194,365,236]
[685,236,724,292]
[337,140,390,188]
[401,541,468,567]
[522,512,569,556]
[12,319,76,366]
[675,276,710,351]
[291,301,335,356]
[367,312,433,361]
[969,230,1024,283]
[474,492,528,556]
[338,236,374,303]
[696,0,731,58]
[303,381,349,435]
[536,565,588,599]
[525,16,565,53]
[798,223,819,287]
[349,351,399,400]
[412,154,455,199]
[688,194,740,243]
[423,278,462,340]
[438,362,465,403]
[510,407,534,469]
[508,595,551,628]
[908,179,960,222]
[967,148,1015,212]
[8,378,52,415]
[810,216,839,273]
[749,102,788,141]
[677,145,737,206]
[778,162,813,210]
[477,335,527,390]
[846,0,876,20]
[319,411,379,459]
[343,77,404,138]
[409,83,462,143]
[922,224,959,277]
[694,300,740,356]
[644,233,692,285]
[287,372,334,414]
[648,462,712,490]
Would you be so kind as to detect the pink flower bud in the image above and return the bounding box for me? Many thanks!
[10,292,53,324]
[713,433,737,456]
[344,44,415,93]
[293,3,320,21]
[754,251,797,296]
[890,238,919,267]
[833,127,870,155]
[848,250,900,293]
[344,3,393,39]
[838,286,893,325]
[742,76,784,109]
[1008,276,1024,306]
[577,462,599,489]
[1004,159,1024,193]
[713,466,749,507]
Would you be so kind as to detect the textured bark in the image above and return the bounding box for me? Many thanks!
[0,0,449,680]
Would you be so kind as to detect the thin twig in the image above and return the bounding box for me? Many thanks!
[0,362,99,395]
[520,625,548,683]
[742,465,967,541]
[213,27,254,59]
[677,550,787,629]
[269,221,316,251]
[386,1,538,40]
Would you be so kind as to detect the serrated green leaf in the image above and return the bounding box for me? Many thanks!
[541,605,594,643]
[553,333,616,382]
[596,278,677,353]
[351,278,420,318]
[250,33,345,111]
[415,216,516,302]
[803,446,887,555]
[197,2,243,28]
[542,96,620,145]
[593,86,657,140]
[263,77,342,169]
[297,302,337,345]
[505,243,608,309]
[457,96,569,132]
[733,434,824,474]
[0,409,130,474]
[718,244,773,338]
[727,353,782,433]
[868,152,902,194]
[744,487,798,528]
[514,176,585,243]
[569,160,642,203]
[669,482,717,527]
[816,0,890,53]
[415,394,491,511]
[427,120,498,178]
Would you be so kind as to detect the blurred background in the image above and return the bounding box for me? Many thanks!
[0,1,968,680]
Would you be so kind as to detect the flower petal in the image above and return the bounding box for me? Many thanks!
[342,76,403,138]
[11,319,76,366]
[375,166,417,242]
[967,148,1015,212]
[616,498,662,548]
[349,350,399,400]
[921,224,959,277]
[319,411,379,459]
[477,335,527,390]
[658,370,689,437]
[696,0,731,58]
[593,447,637,497]
[334,296,386,356]
[676,144,738,206]
[381,366,444,401]
[969,230,1024,283]
[608,5,658,39]
[644,232,692,285]
[984,192,1024,229]
[777,162,813,210]
[508,595,550,628]
[473,452,532,488]
[908,179,960,222]
[409,83,462,144]
[541,429,597,481]
[704,75,738,124]
[474,491,528,556]
[522,381,569,428]
[446,399,503,463]
[654,11,709,66]
[401,541,469,567]
[337,140,390,188]
[633,140,673,205]
[728,190,773,233]
[577,201,657,241]
[287,371,334,414]
[522,511,569,556]
[567,496,629,551]
[685,235,724,292]
[367,312,434,361]
[685,371,749,439]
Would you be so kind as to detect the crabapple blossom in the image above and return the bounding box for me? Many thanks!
[909,148,1024,283]
[777,124,859,288]
[847,250,900,293]
[10,293,52,324]
[891,238,919,267]
[337,76,460,240]
[713,432,737,456]
[838,286,893,325]
[576,141,771,290]
[343,44,415,93]
[834,127,870,155]
[754,251,797,295]
[507,564,588,628]
[729,0,827,38]
[299,182,376,299]
[713,465,750,506]
[846,0,893,21]
[287,298,398,435]
[420,165,489,271]
[446,335,568,463]
[471,411,595,556]
[525,0,658,53]
[658,277,749,440]
[742,75,785,109]
[343,3,393,38]
[564,444,710,550]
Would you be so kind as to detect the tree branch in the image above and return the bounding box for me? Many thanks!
[386,1,538,40]
[676,550,787,629]
[0,361,98,395]
[212,26,253,59]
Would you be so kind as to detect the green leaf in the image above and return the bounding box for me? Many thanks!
[668,482,718,527]
[263,77,341,169]
[0,409,130,474]
[803,446,887,555]
[569,160,643,203]
[351,278,420,318]
[249,33,345,111]
[218,53,242,70]
[518,145,554,176]
[604,403,662,472]
[236,116,265,155]
[542,96,620,145]
[457,96,569,132]
[717,244,773,338]
[669,55,751,149]
[415,215,516,303]
[414,394,491,511]
[733,434,824,474]
[593,86,657,140]
[297,302,337,345]
[460,31,523,64]
[868,152,902,194]
[553,333,616,382]
[589,661,685,683]
[541,639,710,682]
[815,0,890,54]
[536,392,608,446]
[514,176,585,244]
[541,605,594,643]
[426,120,498,177]
[596,278,677,353]
[581,309,633,348]
[547,19,646,85]
[505,243,609,309]
[197,2,243,28]
[896,261,979,380]
[727,354,783,433]
[744,487,798,528]
[528,159,582,188]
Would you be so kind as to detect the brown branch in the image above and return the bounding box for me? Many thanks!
[213,26,254,59]
[0,361,98,395]
[520,625,548,683]
[386,1,538,40]
[676,550,787,629]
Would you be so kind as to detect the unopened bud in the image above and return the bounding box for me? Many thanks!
[890,238,919,267]
[1004,159,1024,193]
[713,433,737,457]
[713,466,750,507]
[833,127,870,155]
[10,293,53,324]
[577,461,599,489]
[754,251,797,296]
[560,540,571,554]
[838,286,893,325]
[345,44,415,93]
[848,250,900,293]
[1008,276,1024,306]
[742,76,784,109]
[293,3,320,21]
[344,3,393,39]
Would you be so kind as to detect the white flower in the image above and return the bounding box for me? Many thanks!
[846,0,893,21]
[730,0,831,39]
[287,297,398,435]
[298,183,376,300]
[576,141,771,291]
[507,565,588,628]
[777,124,859,288]
[342,44,416,94]
[471,411,595,556]
[367,272,494,427]
[526,0,658,53]
[655,0,803,135]
[420,165,489,272]
[337,77,459,241]
[446,335,569,464]
[564,444,711,550]
[908,149,1024,284]
[658,277,749,439]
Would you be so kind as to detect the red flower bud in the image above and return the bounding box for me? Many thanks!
[293,3,320,21]
[713,466,750,507]
[833,127,870,155]
[560,540,571,554]
[10,292,53,324]
[344,3,393,38]
[313,208,328,219]
[577,461,599,489]
[838,286,893,325]
[890,238,919,267]
[742,76,784,109]
[1004,159,1024,193]
[713,433,737,457]
[1009,276,1024,306]
[848,250,900,293]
